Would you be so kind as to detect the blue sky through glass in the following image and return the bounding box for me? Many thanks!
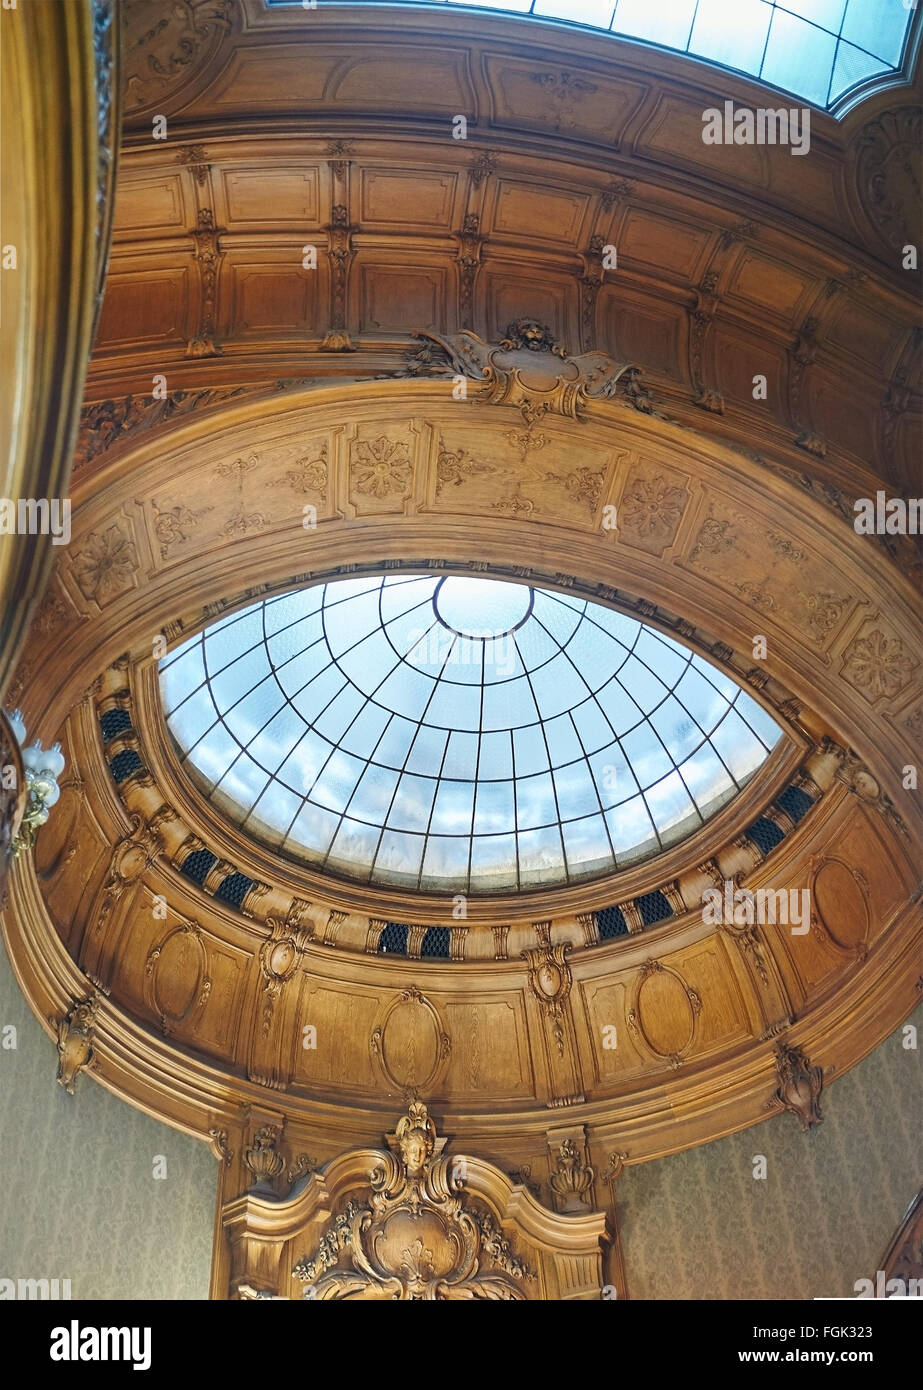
[267,0,914,110]
[160,575,784,894]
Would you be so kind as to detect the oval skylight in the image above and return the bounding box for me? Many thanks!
[159,574,783,894]
[267,0,916,111]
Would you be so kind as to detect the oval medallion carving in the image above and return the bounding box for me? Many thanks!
[636,965,696,1059]
[149,925,207,1027]
[372,986,449,1093]
[813,859,869,953]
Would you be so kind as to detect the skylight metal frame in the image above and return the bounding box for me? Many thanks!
[160,572,786,896]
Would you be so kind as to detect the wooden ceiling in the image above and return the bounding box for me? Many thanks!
[1,2,920,1272]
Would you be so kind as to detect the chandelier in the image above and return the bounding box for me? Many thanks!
[4,709,65,854]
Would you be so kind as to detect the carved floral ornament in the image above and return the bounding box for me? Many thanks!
[292,1103,535,1300]
[55,995,101,1095]
[523,942,572,1058]
[773,1042,823,1131]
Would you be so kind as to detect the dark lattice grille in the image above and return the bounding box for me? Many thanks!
[420,926,451,958]
[635,890,673,926]
[180,848,217,884]
[596,906,629,939]
[378,922,409,955]
[776,784,814,824]
[99,708,133,742]
[215,872,253,908]
[745,817,787,855]
[109,749,143,784]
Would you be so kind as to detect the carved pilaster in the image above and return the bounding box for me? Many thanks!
[491,924,509,960]
[366,918,387,953]
[453,212,485,330]
[619,900,644,934]
[577,911,598,947]
[688,269,724,413]
[523,943,583,1105]
[407,925,427,959]
[186,207,224,358]
[579,234,606,350]
[80,816,161,985]
[787,315,819,431]
[321,197,356,352]
[450,926,468,961]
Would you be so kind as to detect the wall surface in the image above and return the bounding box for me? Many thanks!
[0,938,216,1301]
[619,1004,922,1300]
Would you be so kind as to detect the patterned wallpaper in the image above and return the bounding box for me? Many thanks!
[0,939,216,1300]
[619,1005,923,1300]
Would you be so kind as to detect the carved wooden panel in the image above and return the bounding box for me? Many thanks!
[683,493,859,653]
[95,264,192,349]
[601,291,686,380]
[826,299,907,375]
[224,257,320,338]
[724,250,817,328]
[346,426,418,515]
[441,997,535,1101]
[370,986,450,1094]
[358,168,459,230]
[291,981,382,1091]
[618,209,712,284]
[36,791,109,953]
[490,179,590,248]
[713,327,787,415]
[207,45,473,115]
[112,174,189,239]
[357,260,448,334]
[612,456,690,558]
[219,166,321,228]
[485,55,646,141]
[809,366,880,461]
[640,94,768,183]
[580,977,650,1085]
[813,859,870,954]
[483,269,573,347]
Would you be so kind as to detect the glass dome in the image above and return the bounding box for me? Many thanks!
[267,0,917,111]
[160,574,783,894]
